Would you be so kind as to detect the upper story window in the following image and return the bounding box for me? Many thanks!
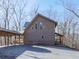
[39,22,43,29]
[39,22,43,26]
[35,22,44,30]
[32,27,33,29]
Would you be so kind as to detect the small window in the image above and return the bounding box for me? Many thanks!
[32,27,33,29]
[40,25,43,29]
[39,22,43,25]
[42,36,44,39]
[39,22,43,29]
[35,24,37,29]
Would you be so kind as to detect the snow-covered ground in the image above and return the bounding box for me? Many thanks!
[0,45,79,59]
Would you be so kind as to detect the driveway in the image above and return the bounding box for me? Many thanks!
[0,45,79,59]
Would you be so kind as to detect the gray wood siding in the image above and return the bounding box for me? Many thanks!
[24,16,56,45]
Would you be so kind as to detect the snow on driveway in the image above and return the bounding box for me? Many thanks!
[0,45,79,59]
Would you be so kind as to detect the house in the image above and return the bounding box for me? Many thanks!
[24,13,58,45]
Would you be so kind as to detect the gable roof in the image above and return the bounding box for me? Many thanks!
[25,13,57,30]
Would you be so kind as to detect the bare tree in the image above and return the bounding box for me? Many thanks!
[11,0,27,31]
[58,0,79,48]
[66,8,79,18]
[72,22,78,47]
[0,0,13,29]
[29,4,39,18]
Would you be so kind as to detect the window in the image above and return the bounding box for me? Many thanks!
[39,22,43,25]
[35,24,37,29]
[42,35,44,39]
[32,27,33,29]
[39,22,43,29]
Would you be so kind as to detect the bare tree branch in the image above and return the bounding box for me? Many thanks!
[66,8,79,18]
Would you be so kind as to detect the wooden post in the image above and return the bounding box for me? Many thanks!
[9,35,10,45]
[7,34,9,46]
[1,37,2,46]
[4,36,6,45]
[59,36,61,44]
[22,35,24,45]
[19,35,20,44]
[15,35,16,45]
[0,32,2,46]
[10,35,12,45]
[0,37,1,46]
[9,36,10,45]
